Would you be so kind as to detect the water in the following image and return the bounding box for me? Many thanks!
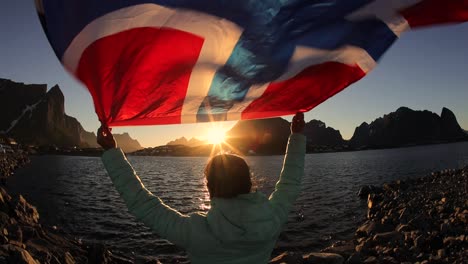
[8,142,468,259]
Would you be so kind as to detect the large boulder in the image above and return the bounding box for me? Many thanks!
[303,252,344,264]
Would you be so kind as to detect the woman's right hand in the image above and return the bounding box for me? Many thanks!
[291,112,305,134]
[97,125,117,150]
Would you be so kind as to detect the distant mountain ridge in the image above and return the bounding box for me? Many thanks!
[152,107,466,156]
[226,118,291,155]
[166,137,206,147]
[350,107,467,149]
[0,78,142,153]
[224,118,347,154]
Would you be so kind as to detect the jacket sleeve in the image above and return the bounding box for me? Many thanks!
[101,148,191,249]
[269,133,306,223]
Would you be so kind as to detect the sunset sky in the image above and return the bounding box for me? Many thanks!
[1,2,467,147]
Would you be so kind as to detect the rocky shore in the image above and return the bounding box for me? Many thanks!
[0,186,144,264]
[270,166,467,264]
[2,148,466,263]
[0,151,142,263]
[0,151,29,182]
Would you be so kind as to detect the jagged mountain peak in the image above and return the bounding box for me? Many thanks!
[166,137,205,147]
[0,78,143,152]
[350,106,466,148]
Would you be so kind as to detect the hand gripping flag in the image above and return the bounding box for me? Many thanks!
[35,0,468,126]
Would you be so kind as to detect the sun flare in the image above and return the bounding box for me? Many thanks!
[206,127,226,145]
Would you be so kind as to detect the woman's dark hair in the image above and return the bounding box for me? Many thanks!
[204,154,252,198]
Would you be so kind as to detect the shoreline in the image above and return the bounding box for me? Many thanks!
[2,149,467,263]
[28,140,468,158]
[271,166,468,264]
[0,150,140,263]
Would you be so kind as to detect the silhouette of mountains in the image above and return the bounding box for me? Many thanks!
[166,137,206,147]
[0,78,142,153]
[225,118,291,155]
[224,118,346,154]
[350,107,467,149]
[3,78,465,155]
[146,107,466,156]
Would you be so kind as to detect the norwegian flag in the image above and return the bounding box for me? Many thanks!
[35,0,468,126]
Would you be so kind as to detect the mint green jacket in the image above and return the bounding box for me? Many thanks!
[101,134,306,264]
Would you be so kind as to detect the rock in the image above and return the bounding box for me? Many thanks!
[354,241,368,254]
[21,226,38,241]
[414,235,425,249]
[6,223,23,243]
[303,252,344,264]
[357,186,382,200]
[7,246,38,264]
[12,195,39,225]
[367,193,383,210]
[362,256,377,263]
[0,213,9,229]
[357,186,372,199]
[428,234,443,250]
[437,249,445,259]
[321,241,354,260]
[373,231,403,245]
[396,224,412,233]
[86,243,113,264]
[381,256,398,264]
[62,252,75,264]
[398,208,410,224]
[439,222,450,234]
[134,256,162,264]
[346,253,361,264]
[0,193,9,214]
[0,235,8,244]
[270,251,303,264]
[456,210,467,223]
[356,221,392,238]
[9,240,25,249]
[356,221,377,237]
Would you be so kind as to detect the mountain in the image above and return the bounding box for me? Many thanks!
[225,118,290,155]
[166,137,206,147]
[304,120,345,151]
[350,107,467,149]
[225,117,348,154]
[0,79,90,147]
[0,78,142,153]
[114,133,143,153]
[440,107,465,140]
[78,132,143,153]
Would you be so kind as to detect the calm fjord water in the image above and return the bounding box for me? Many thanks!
[9,142,468,258]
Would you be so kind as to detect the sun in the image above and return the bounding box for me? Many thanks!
[206,126,226,145]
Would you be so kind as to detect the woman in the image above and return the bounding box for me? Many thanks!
[97,113,306,263]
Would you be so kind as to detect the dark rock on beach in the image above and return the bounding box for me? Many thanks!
[271,166,468,264]
[0,151,29,183]
[349,167,468,263]
[269,251,344,264]
[0,187,134,264]
[0,150,136,263]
